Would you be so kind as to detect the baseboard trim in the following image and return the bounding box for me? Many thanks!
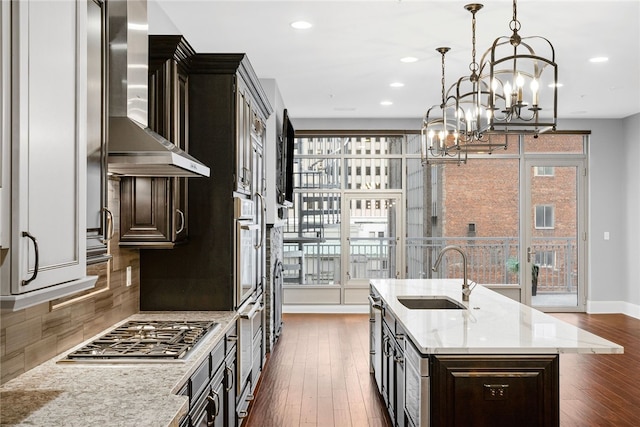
[587,300,640,319]
[283,304,369,314]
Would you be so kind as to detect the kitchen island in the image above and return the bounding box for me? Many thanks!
[0,311,237,427]
[369,279,623,427]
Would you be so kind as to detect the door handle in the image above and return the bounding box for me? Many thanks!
[254,192,265,249]
[101,207,114,243]
[527,247,535,262]
[175,209,185,234]
[21,231,39,286]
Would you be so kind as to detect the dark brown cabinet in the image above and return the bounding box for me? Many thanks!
[179,325,238,427]
[140,53,272,311]
[431,354,559,427]
[119,36,194,248]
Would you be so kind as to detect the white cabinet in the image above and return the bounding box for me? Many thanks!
[0,0,97,310]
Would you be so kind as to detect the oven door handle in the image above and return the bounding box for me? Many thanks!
[239,302,260,320]
[240,223,260,231]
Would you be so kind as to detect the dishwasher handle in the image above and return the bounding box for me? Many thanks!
[368,295,383,311]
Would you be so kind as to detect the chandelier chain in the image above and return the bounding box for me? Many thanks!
[440,50,446,107]
[470,9,478,76]
[509,0,521,32]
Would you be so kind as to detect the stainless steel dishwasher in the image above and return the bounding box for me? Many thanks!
[404,338,430,427]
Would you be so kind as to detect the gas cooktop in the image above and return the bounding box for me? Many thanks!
[63,320,219,361]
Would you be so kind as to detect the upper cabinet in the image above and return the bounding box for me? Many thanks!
[0,0,97,310]
[86,0,112,264]
[118,35,195,248]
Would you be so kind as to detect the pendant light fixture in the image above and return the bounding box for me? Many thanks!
[453,3,508,154]
[453,4,491,145]
[482,0,558,135]
[421,47,466,166]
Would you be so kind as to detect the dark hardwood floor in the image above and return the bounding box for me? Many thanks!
[245,313,640,427]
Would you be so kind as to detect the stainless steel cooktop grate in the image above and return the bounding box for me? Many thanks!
[65,320,219,360]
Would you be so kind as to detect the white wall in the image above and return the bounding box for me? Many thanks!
[558,117,639,317]
[623,114,640,313]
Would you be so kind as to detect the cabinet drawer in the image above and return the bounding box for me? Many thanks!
[210,338,225,376]
[189,356,210,406]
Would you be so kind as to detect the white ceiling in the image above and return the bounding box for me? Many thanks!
[149,0,640,121]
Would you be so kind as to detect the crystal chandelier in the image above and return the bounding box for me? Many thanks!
[421,47,466,166]
[482,0,558,135]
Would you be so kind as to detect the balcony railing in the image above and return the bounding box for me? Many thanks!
[284,236,577,294]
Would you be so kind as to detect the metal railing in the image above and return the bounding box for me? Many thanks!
[283,236,577,293]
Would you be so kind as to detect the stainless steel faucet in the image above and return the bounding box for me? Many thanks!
[432,245,472,301]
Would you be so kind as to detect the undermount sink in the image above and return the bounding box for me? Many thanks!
[397,296,466,310]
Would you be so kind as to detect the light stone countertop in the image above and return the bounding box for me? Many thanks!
[371,279,624,355]
[0,311,238,427]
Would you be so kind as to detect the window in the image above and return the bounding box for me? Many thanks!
[535,205,555,229]
[534,166,555,176]
[535,250,556,268]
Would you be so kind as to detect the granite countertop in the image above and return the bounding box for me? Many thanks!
[371,278,624,355]
[0,311,238,427]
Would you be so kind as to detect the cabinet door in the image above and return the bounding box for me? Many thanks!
[10,0,87,293]
[253,133,265,293]
[235,82,252,195]
[224,349,237,427]
[149,59,189,243]
[431,355,559,427]
[394,332,406,427]
[210,370,226,427]
[119,177,171,245]
[381,321,395,417]
[120,56,188,248]
[86,0,110,263]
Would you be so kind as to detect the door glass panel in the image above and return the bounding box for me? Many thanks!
[524,134,584,153]
[344,158,402,190]
[347,196,400,281]
[283,191,341,285]
[406,158,520,287]
[344,136,403,155]
[529,164,580,308]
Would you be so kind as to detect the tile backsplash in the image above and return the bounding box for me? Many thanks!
[0,178,140,385]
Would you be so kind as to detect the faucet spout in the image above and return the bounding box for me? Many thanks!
[432,245,471,301]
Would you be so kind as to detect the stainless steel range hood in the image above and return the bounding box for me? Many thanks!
[107,0,209,177]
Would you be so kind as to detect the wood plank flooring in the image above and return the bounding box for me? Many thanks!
[245,313,640,427]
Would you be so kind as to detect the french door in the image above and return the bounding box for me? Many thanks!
[342,193,403,303]
[523,159,586,311]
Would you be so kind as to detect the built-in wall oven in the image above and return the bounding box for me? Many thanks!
[235,197,258,307]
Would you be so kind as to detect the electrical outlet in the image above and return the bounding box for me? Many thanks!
[126,266,132,286]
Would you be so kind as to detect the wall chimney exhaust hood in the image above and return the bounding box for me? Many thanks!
[107,0,210,177]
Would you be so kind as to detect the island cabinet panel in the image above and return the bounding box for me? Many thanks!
[430,354,559,427]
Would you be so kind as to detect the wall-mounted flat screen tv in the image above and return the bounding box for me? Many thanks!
[277,109,295,207]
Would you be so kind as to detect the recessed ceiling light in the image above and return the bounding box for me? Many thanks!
[400,56,418,63]
[290,21,312,30]
[589,56,608,63]
[380,101,393,106]
[390,82,405,88]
